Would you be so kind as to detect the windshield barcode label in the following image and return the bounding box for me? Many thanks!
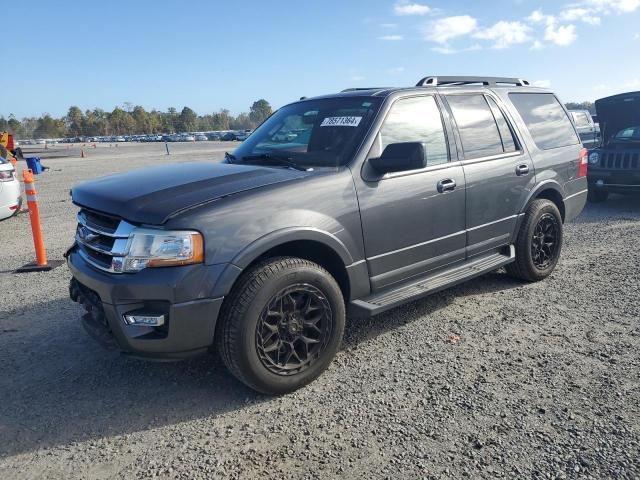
[320,116,362,127]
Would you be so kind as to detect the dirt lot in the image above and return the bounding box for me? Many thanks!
[0,143,638,479]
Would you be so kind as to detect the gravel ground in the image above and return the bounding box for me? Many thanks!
[1,143,639,479]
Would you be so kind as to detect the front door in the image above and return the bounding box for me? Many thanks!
[354,95,466,291]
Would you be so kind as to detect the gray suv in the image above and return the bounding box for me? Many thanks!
[67,76,588,394]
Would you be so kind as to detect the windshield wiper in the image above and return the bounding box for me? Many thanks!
[225,151,237,163]
[239,153,309,171]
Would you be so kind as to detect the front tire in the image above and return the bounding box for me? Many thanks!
[506,199,563,282]
[216,257,345,395]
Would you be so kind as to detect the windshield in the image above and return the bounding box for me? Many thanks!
[232,97,381,168]
[614,126,640,141]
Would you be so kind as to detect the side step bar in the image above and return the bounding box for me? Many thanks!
[349,246,515,317]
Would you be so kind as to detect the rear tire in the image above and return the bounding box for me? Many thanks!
[587,188,608,203]
[216,257,345,395]
[506,199,563,282]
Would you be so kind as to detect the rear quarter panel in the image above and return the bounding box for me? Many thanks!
[497,89,587,216]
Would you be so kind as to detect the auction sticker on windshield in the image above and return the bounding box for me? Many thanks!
[320,116,362,127]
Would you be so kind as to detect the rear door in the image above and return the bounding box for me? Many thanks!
[354,94,466,290]
[443,92,533,258]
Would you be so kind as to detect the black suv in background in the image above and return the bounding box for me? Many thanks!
[67,76,587,394]
[586,91,640,202]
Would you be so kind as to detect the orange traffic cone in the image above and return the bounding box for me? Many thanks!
[15,170,63,272]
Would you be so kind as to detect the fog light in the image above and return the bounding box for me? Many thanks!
[123,313,165,326]
[596,179,604,187]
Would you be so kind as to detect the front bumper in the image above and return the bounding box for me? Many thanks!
[67,246,225,359]
[588,169,640,193]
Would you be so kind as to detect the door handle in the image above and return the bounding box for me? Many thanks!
[437,178,456,193]
[515,164,529,176]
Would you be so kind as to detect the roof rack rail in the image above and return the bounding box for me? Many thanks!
[341,87,387,92]
[416,76,530,87]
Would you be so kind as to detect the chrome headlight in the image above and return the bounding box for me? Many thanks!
[114,229,204,272]
[588,152,600,165]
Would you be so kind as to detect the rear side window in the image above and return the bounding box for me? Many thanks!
[509,93,579,150]
[379,96,449,166]
[446,94,504,159]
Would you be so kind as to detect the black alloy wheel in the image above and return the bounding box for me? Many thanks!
[256,284,333,376]
[506,199,563,282]
[530,213,560,270]
[216,257,345,394]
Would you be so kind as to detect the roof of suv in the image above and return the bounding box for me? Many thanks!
[300,76,551,102]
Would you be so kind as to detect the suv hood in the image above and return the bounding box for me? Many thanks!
[72,162,308,224]
[595,91,640,145]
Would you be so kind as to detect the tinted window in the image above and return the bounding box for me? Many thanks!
[509,93,579,150]
[614,126,640,140]
[379,96,448,166]
[233,97,381,167]
[486,96,517,153]
[446,94,504,159]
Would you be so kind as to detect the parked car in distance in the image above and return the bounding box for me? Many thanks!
[67,75,587,394]
[206,132,222,141]
[586,90,640,202]
[220,132,237,141]
[0,158,21,220]
[569,109,600,149]
[235,129,252,141]
[195,134,208,141]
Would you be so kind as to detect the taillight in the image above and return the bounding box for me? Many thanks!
[578,148,588,178]
[0,169,15,182]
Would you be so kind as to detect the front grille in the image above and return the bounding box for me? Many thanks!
[76,209,135,273]
[83,209,120,234]
[599,151,640,170]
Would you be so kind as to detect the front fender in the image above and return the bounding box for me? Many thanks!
[210,227,356,298]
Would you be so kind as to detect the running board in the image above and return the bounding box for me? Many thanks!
[349,246,515,317]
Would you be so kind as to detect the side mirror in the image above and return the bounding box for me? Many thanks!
[369,142,426,174]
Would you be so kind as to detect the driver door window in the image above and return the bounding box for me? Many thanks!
[379,96,449,166]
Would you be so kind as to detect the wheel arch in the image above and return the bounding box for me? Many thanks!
[523,181,566,222]
[212,228,357,301]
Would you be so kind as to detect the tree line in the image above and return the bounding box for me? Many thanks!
[0,99,273,139]
[2,99,597,140]
[565,101,595,114]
